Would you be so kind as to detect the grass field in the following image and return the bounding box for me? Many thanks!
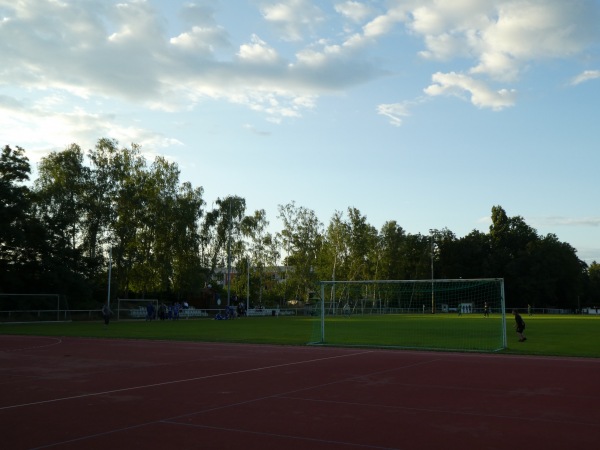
[1,314,599,358]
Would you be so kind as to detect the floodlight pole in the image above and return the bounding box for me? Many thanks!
[107,247,112,309]
[431,234,435,314]
[226,198,232,307]
[246,256,250,311]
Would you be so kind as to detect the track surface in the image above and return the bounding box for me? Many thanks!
[1,335,599,449]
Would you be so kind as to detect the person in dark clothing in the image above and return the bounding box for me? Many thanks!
[146,302,155,321]
[512,309,527,342]
[102,302,112,327]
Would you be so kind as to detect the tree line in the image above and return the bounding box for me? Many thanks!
[1,141,599,310]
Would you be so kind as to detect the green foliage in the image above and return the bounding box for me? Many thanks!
[0,146,49,292]
[588,262,600,306]
[1,144,595,312]
[277,201,324,302]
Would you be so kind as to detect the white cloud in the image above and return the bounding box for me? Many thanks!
[424,72,516,110]
[397,0,600,82]
[1,0,598,139]
[571,70,600,85]
[0,92,178,161]
[373,0,600,123]
[363,9,405,39]
[377,100,423,127]
[261,0,325,41]
[237,35,280,63]
[334,1,374,23]
[170,26,230,56]
[0,0,382,131]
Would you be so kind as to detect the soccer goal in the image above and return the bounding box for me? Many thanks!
[0,293,69,323]
[116,299,159,320]
[310,279,507,352]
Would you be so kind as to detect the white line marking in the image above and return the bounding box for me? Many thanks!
[0,336,63,352]
[0,350,374,411]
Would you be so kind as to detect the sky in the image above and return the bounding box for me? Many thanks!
[1,0,599,264]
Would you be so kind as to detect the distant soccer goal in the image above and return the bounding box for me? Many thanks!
[116,299,159,320]
[0,293,70,323]
[311,279,507,352]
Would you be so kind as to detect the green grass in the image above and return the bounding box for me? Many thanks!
[317,314,506,352]
[1,314,599,358]
[0,317,318,346]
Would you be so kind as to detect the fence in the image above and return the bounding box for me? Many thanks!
[0,307,304,323]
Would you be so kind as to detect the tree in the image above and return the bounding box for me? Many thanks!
[442,230,491,279]
[0,145,32,265]
[35,145,88,250]
[322,210,350,282]
[277,202,323,302]
[33,144,99,299]
[587,262,600,307]
[526,234,586,308]
[487,205,587,307]
[489,205,538,305]
[377,221,406,280]
[170,181,204,299]
[0,145,47,291]
[345,207,379,281]
[3,143,593,310]
[399,233,431,280]
[87,140,150,298]
[202,196,246,278]
[239,209,279,305]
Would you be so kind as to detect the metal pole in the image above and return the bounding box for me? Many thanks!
[227,199,232,306]
[431,235,435,314]
[246,256,250,311]
[500,279,507,349]
[107,247,112,309]
[320,283,325,344]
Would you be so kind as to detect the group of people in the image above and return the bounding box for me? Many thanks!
[146,301,189,321]
[101,300,191,326]
[214,303,247,320]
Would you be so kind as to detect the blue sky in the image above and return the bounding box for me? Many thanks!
[1,0,599,263]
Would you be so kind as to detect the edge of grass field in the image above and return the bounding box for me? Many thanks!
[1,314,599,358]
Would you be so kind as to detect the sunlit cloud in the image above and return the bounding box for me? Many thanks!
[570,70,600,86]
[424,72,517,110]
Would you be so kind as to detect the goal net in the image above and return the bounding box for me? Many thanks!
[116,299,159,320]
[0,293,70,323]
[310,279,506,352]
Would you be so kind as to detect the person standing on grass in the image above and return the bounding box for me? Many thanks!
[512,309,527,342]
[102,302,113,327]
[146,302,155,321]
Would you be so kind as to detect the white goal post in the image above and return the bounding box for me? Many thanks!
[314,278,507,352]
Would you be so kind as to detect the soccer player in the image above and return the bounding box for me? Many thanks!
[512,309,527,342]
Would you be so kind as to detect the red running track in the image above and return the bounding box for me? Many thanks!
[1,335,599,450]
